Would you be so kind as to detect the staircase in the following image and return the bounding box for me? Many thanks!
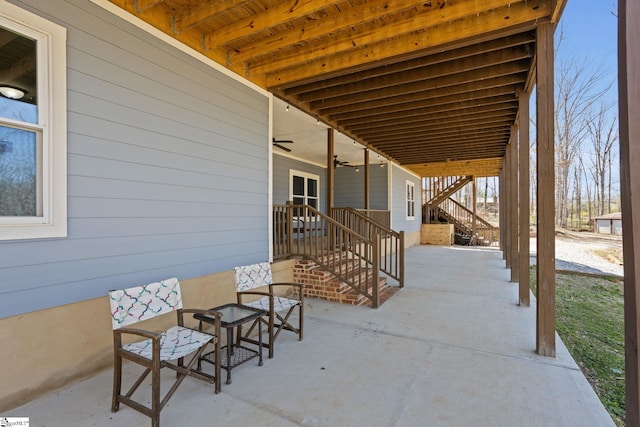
[293,256,398,306]
[273,204,403,307]
[423,176,499,246]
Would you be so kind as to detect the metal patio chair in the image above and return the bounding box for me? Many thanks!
[233,262,304,358]
[109,278,221,427]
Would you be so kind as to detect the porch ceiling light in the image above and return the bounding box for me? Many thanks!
[0,86,25,99]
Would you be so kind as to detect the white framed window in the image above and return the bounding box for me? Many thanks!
[406,180,415,220]
[290,169,319,210]
[0,1,67,240]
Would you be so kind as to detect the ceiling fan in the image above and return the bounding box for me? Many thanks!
[333,155,357,169]
[272,137,294,152]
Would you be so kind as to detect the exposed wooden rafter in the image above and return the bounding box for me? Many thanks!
[105,0,563,177]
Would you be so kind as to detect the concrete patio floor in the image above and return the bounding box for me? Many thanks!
[10,245,614,426]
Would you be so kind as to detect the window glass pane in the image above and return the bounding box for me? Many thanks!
[0,26,37,122]
[0,125,38,216]
[308,198,318,209]
[292,176,304,196]
[307,179,317,197]
[292,196,304,205]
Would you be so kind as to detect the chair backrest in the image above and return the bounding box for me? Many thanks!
[233,262,273,292]
[109,278,182,330]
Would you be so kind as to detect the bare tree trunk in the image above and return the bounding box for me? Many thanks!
[586,101,618,217]
[582,158,593,230]
[554,50,611,228]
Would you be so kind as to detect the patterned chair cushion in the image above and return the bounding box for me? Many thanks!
[244,295,300,313]
[109,278,182,330]
[233,262,273,292]
[122,325,214,361]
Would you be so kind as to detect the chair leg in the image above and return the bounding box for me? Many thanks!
[151,358,161,427]
[298,302,304,341]
[268,312,275,359]
[111,351,122,412]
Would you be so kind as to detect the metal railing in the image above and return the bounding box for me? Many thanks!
[332,207,404,287]
[273,204,383,307]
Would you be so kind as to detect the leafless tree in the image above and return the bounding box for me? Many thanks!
[586,102,617,216]
[554,53,611,228]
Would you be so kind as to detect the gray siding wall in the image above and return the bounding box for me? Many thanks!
[334,166,388,210]
[273,154,326,213]
[1,0,270,317]
[390,164,422,232]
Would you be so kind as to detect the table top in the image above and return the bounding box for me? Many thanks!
[194,303,267,328]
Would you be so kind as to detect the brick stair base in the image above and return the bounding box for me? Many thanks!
[293,257,398,307]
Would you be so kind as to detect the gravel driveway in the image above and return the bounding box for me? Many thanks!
[529,230,624,277]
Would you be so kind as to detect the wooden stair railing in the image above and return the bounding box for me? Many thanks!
[438,198,498,245]
[424,176,473,210]
[332,207,404,288]
[273,204,383,307]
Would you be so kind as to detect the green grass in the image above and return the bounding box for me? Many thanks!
[530,269,625,426]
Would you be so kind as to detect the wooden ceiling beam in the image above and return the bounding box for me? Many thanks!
[135,0,164,13]
[338,95,517,128]
[366,128,509,146]
[355,115,514,139]
[265,1,551,88]
[230,0,440,65]
[407,158,503,177]
[349,104,516,130]
[203,0,340,48]
[340,102,517,132]
[396,150,506,164]
[304,60,529,111]
[328,86,520,124]
[372,137,508,152]
[285,33,536,95]
[173,0,251,33]
[258,0,527,78]
[318,74,524,116]
[294,47,531,103]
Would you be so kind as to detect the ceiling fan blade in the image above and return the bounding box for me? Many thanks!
[274,143,292,152]
[272,138,294,143]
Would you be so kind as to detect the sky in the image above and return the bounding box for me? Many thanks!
[557,0,619,103]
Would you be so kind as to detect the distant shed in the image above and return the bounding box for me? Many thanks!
[594,212,622,235]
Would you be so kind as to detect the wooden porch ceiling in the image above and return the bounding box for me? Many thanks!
[108,0,566,177]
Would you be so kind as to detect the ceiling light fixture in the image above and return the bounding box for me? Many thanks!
[285,104,289,112]
[0,86,25,100]
[355,166,359,172]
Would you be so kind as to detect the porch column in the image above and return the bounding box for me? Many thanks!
[518,90,531,307]
[509,124,519,283]
[504,140,512,268]
[364,148,370,210]
[499,167,505,257]
[536,22,556,357]
[327,128,335,215]
[472,177,477,242]
[619,0,640,422]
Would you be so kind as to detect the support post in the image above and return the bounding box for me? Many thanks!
[510,125,519,283]
[619,0,640,422]
[536,22,556,357]
[327,128,334,215]
[472,177,477,243]
[518,90,531,307]
[499,168,505,256]
[364,148,370,210]
[504,147,511,267]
